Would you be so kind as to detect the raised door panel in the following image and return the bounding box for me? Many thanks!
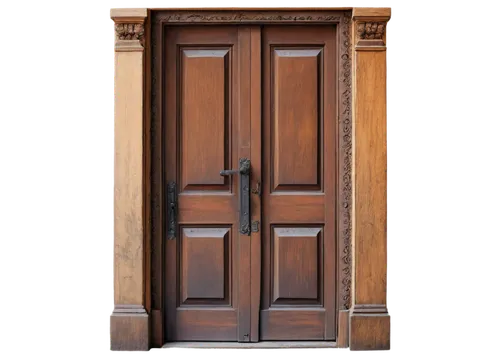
[180,49,230,191]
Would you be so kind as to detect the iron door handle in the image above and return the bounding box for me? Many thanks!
[220,158,251,235]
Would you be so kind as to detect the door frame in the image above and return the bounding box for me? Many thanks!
[110,7,391,351]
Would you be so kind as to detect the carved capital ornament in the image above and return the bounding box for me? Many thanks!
[115,23,144,43]
[354,20,388,48]
[357,22,385,40]
[111,8,147,51]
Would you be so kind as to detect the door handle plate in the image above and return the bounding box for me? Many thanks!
[167,181,177,240]
[239,158,251,235]
[220,157,251,236]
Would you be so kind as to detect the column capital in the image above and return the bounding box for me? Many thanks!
[111,9,147,51]
[352,8,391,50]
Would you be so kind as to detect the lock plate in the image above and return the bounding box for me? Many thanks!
[251,221,259,233]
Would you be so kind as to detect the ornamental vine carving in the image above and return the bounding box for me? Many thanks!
[153,12,341,23]
[115,23,144,43]
[340,11,353,310]
[356,21,385,40]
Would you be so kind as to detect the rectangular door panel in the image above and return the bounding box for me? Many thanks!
[261,25,337,341]
[180,48,230,191]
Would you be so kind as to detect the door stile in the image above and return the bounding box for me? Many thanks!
[237,26,252,342]
[249,25,262,343]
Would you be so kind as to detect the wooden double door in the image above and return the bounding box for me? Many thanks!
[163,24,338,342]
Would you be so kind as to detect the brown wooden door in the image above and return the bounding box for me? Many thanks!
[164,26,256,342]
[259,26,337,341]
[164,24,337,343]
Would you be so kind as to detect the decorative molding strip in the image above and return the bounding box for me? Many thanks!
[150,17,161,312]
[111,8,147,19]
[154,11,341,23]
[352,7,391,19]
[113,304,148,315]
[352,304,388,314]
[339,10,353,311]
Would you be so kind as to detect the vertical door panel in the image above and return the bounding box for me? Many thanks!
[164,26,252,342]
[261,26,337,341]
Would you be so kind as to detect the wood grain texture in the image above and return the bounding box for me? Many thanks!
[273,49,321,190]
[181,228,229,302]
[273,227,321,302]
[180,49,229,190]
[249,26,262,343]
[237,26,252,343]
[261,25,336,341]
[350,11,390,351]
[111,8,147,19]
[110,312,149,350]
[260,309,325,340]
[176,309,238,341]
[151,309,162,348]
[354,50,387,305]
[352,7,391,19]
[350,315,390,350]
[337,310,350,348]
[164,26,247,342]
